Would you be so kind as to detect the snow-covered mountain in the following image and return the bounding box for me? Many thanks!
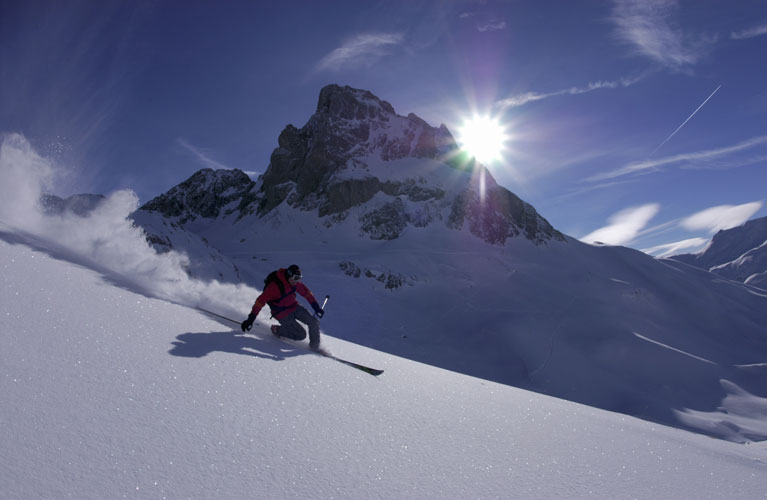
[672,216,767,289]
[40,193,105,216]
[134,169,248,283]
[130,85,767,443]
[2,232,766,500]
[137,84,561,247]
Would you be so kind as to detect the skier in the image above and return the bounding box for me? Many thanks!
[241,264,326,351]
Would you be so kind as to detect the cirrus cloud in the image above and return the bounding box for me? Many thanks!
[642,237,709,257]
[581,203,661,246]
[589,135,767,182]
[610,0,716,70]
[496,75,646,110]
[177,139,232,170]
[315,32,405,73]
[731,23,767,40]
[680,202,763,233]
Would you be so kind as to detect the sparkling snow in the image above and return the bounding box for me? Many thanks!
[2,236,766,499]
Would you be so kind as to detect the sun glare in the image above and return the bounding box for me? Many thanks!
[457,115,508,164]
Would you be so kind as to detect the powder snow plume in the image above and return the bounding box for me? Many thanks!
[0,133,257,319]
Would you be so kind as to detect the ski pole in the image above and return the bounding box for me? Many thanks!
[196,306,241,326]
[316,295,329,318]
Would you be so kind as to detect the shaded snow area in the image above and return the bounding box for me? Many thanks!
[2,238,767,500]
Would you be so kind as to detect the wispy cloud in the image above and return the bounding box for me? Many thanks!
[680,202,763,233]
[590,135,767,181]
[731,23,767,40]
[458,12,507,32]
[315,33,405,73]
[649,84,721,157]
[496,75,645,110]
[581,203,660,246]
[177,139,231,170]
[477,20,507,32]
[642,237,709,257]
[610,0,715,70]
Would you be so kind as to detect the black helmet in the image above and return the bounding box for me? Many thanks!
[286,264,302,279]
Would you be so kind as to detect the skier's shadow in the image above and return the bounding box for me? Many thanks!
[169,331,303,361]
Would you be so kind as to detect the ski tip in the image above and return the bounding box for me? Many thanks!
[359,366,384,376]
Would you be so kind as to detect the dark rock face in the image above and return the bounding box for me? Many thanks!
[257,84,458,214]
[317,84,396,121]
[447,171,563,245]
[140,169,254,224]
[339,260,414,289]
[360,198,408,240]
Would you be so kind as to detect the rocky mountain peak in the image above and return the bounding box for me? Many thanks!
[260,85,458,202]
[140,168,254,223]
[139,85,563,246]
[316,84,396,121]
[254,84,562,245]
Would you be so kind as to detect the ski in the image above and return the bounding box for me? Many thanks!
[324,354,384,377]
[275,336,384,377]
[196,306,383,376]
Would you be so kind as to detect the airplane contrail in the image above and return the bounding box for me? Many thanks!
[650,84,722,157]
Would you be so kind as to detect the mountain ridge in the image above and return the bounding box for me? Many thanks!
[671,216,767,288]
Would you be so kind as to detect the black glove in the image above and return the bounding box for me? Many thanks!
[241,313,256,332]
[311,303,324,318]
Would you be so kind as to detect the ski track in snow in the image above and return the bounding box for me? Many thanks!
[632,332,718,365]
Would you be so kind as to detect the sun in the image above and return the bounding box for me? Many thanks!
[457,115,508,164]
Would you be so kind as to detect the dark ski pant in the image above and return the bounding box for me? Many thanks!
[277,306,320,348]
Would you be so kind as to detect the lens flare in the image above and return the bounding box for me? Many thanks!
[457,115,508,164]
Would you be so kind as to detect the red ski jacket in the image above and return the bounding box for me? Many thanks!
[250,268,319,320]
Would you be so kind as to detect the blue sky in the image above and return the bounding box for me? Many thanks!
[2,0,766,255]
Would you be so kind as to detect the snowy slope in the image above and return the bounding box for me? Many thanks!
[136,190,767,443]
[711,240,767,288]
[672,217,767,288]
[4,123,767,445]
[2,230,767,500]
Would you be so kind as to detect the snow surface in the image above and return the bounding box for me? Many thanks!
[3,230,767,500]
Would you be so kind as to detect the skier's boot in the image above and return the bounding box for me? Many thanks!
[271,325,281,338]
